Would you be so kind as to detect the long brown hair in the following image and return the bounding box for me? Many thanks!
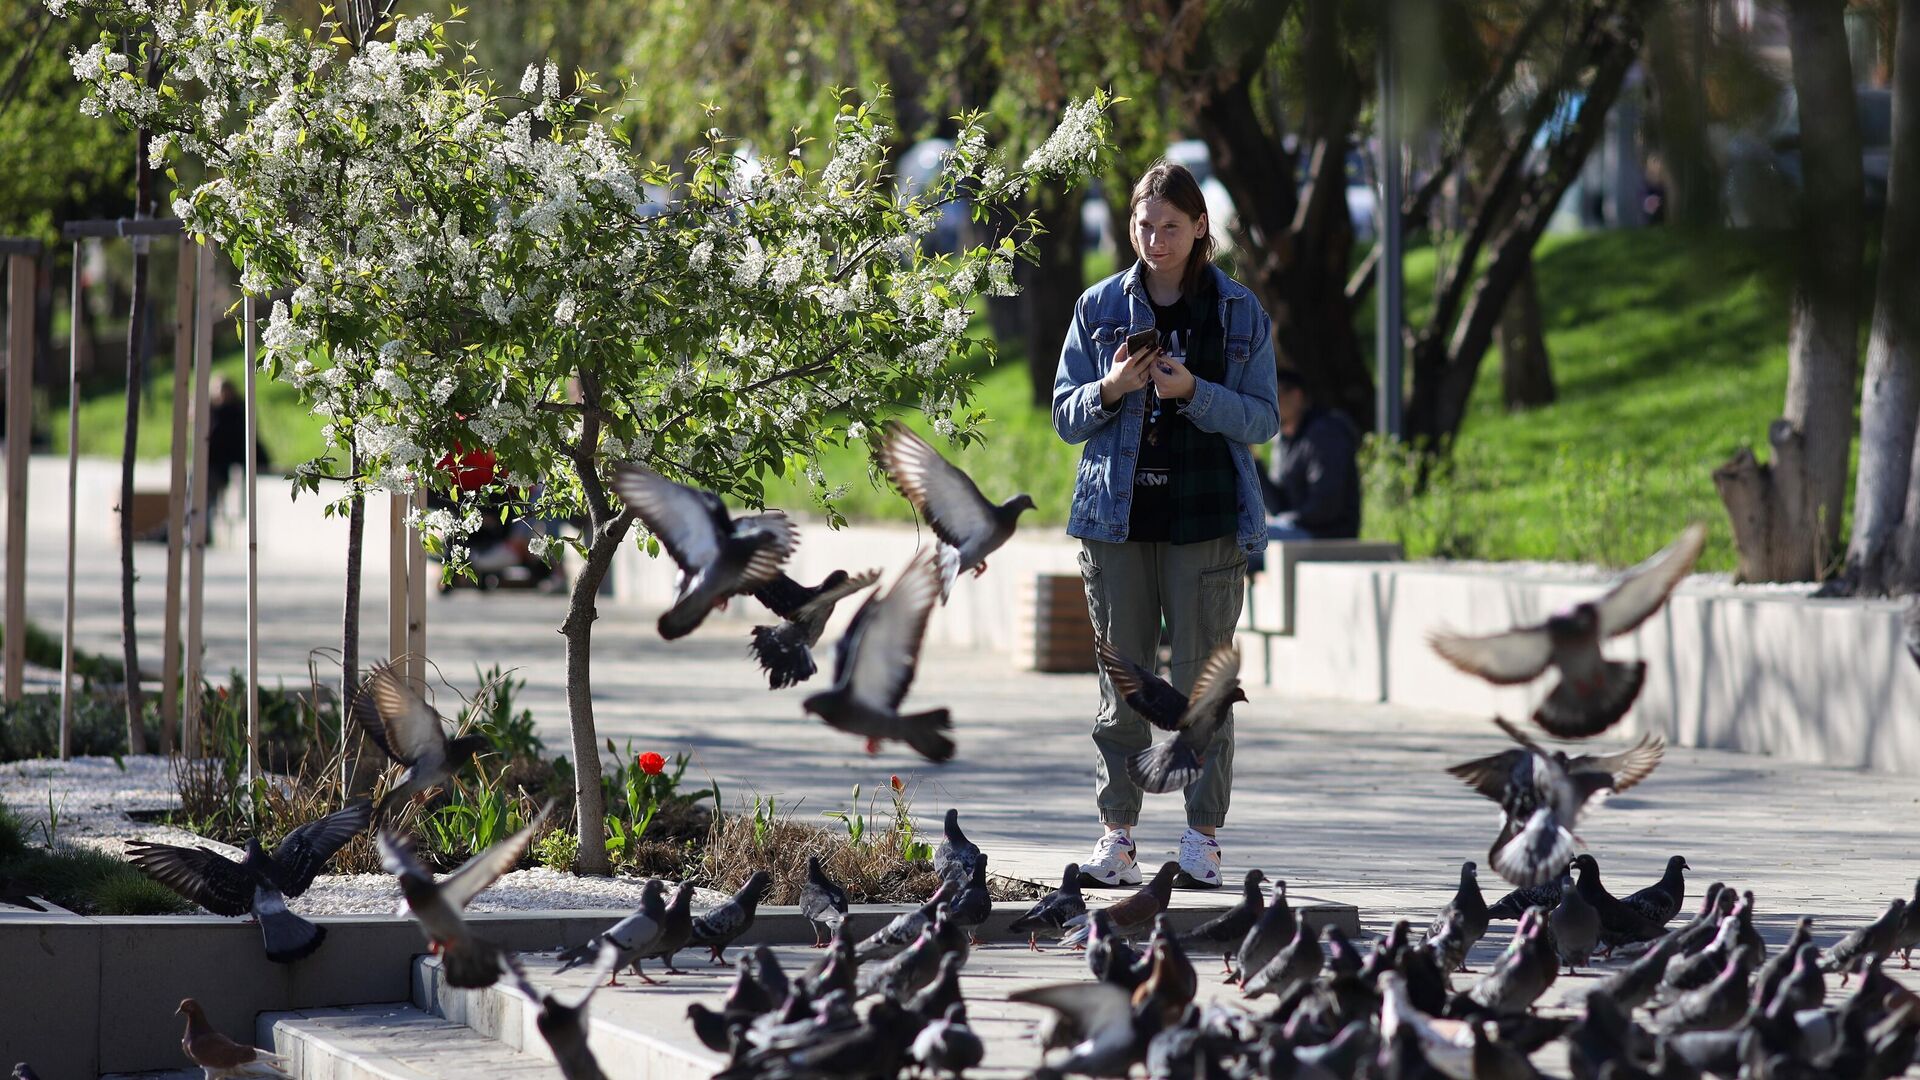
[1128,160,1215,296]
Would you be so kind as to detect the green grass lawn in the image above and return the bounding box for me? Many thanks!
[60,228,1799,571]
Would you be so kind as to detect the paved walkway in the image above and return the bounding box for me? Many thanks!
[11,526,1920,942]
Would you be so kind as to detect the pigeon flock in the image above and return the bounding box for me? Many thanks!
[52,442,1920,1080]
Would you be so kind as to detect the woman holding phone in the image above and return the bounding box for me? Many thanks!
[1050,160,1280,889]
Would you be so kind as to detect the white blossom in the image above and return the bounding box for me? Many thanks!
[1024,97,1104,176]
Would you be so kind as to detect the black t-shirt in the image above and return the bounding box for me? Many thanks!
[1128,294,1198,542]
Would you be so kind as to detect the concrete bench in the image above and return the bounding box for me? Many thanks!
[1240,539,1404,684]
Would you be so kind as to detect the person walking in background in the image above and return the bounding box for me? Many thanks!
[1051,160,1280,890]
[1259,369,1360,543]
[204,375,269,518]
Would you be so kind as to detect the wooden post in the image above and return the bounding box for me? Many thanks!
[407,486,426,688]
[161,238,194,748]
[182,244,214,758]
[242,293,258,784]
[3,253,34,702]
[58,244,80,758]
[389,491,407,674]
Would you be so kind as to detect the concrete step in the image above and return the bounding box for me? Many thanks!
[260,1003,553,1080]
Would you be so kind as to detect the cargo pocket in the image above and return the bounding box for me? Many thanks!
[1197,557,1247,648]
[1078,546,1109,638]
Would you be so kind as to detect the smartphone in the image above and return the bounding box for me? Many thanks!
[1125,328,1160,356]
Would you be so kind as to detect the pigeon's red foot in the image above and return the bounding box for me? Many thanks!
[971,561,988,578]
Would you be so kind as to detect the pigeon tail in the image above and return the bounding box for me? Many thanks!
[258,900,326,964]
[442,937,507,988]
[658,595,715,642]
[1534,660,1646,738]
[1124,739,1203,795]
[1491,808,1576,888]
[749,623,816,689]
[900,709,956,764]
[553,937,601,975]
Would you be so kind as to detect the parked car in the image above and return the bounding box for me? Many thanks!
[1719,86,1891,229]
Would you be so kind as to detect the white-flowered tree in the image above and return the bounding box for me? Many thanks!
[59,0,1110,873]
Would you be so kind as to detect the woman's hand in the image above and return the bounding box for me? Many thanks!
[1099,340,1158,408]
[1150,356,1196,401]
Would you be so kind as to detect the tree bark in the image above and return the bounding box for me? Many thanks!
[562,506,632,876]
[1497,253,1555,410]
[1714,420,1822,582]
[1841,0,1920,594]
[1644,2,1719,226]
[341,453,368,793]
[1020,186,1085,407]
[118,47,161,755]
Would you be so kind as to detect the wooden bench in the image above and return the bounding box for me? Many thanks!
[1241,539,1404,684]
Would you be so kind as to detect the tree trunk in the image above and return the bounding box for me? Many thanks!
[341,457,369,793]
[1644,2,1719,226]
[562,510,631,876]
[1020,186,1085,407]
[1497,253,1555,410]
[118,51,159,755]
[1842,0,1920,594]
[1714,419,1823,581]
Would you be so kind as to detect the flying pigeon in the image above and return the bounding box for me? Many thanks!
[1008,982,1144,1078]
[612,463,800,640]
[127,798,371,963]
[1427,522,1706,737]
[554,878,666,985]
[691,870,773,965]
[932,808,983,890]
[499,944,622,1080]
[379,799,552,987]
[1094,636,1228,733]
[1009,863,1087,951]
[1446,717,1664,886]
[802,548,956,762]
[877,420,1035,577]
[799,856,849,948]
[748,568,881,688]
[1123,645,1245,794]
[176,998,292,1079]
[357,661,491,818]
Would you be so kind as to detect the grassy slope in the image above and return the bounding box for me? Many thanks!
[60,229,1799,571]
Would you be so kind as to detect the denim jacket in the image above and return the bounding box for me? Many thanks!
[1051,262,1282,554]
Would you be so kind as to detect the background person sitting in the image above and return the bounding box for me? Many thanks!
[1258,368,1360,544]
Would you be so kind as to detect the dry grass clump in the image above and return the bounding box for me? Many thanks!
[697,811,1041,904]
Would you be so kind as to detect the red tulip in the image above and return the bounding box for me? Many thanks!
[889,774,904,793]
[637,752,666,775]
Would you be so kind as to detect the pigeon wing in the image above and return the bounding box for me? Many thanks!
[846,550,942,713]
[377,827,432,880]
[124,842,254,917]
[751,571,813,619]
[1008,981,1135,1041]
[1096,636,1187,732]
[271,798,374,896]
[1177,646,1242,734]
[364,662,451,766]
[791,568,881,624]
[1446,749,1525,802]
[729,512,801,590]
[440,800,554,911]
[1428,626,1555,684]
[1595,523,1707,639]
[879,422,999,554]
[1567,734,1665,794]
[612,464,729,574]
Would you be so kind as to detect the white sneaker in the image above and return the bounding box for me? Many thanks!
[1078,829,1143,887]
[1174,828,1223,889]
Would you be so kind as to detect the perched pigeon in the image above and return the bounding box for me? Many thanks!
[1585,932,1680,1011]
[878,421,1035,577]
[1463,906,1558,1016]
[1664,913,1744,993]
[691,870,774,965]
[379,799,552,988]
[1621,855,1690,927]
[908,1002,984,1078]
[1179,869,1266,974]
[1103,860,1180,939]
[1242,918,1322,998]
[1008,982,1144,1077]
[1008,863,1087,951]
[932,808,983,889]
[1426,861,1489,972]
[1822,898,1908,984]
[859,911,963,1002]
[1079,909,1143,992]
[749,568,881,689]
[1234,879,1296,987]
[801,930,859,1002]
[1124,645,1244,794]
[1131,915,1199,1028]
[176,998,292,1079]
[802,549,956,762]
[357,661,490,818]
[1446,718,1663,886]
[947,856,992,943]
[1485,874,1568,921]
[1427,522,1706,737]
[856,884,950,962]
[798,856,850,948]
[633,880,699,977]
[1652,945,1756,1034]
[1752,917,1814,1010]
[1893,878,1920,968]
[1094,635,1246,734]
[1550,870,1600,973]
[612,463,800,640]
[554,878,666,985]
[499,944,622,1080]
[127,798,372,963]
[903,952,966,1023]
[1569,854,1667,954]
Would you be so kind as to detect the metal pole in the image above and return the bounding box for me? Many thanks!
[4,252,36,702]
[59,244,80,758]
[243,293,258,785]
[183,244,214,758]
[161,239,194,746]
[1376,0,1406,440]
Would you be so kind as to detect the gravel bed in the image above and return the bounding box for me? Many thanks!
[0,755,724,914]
